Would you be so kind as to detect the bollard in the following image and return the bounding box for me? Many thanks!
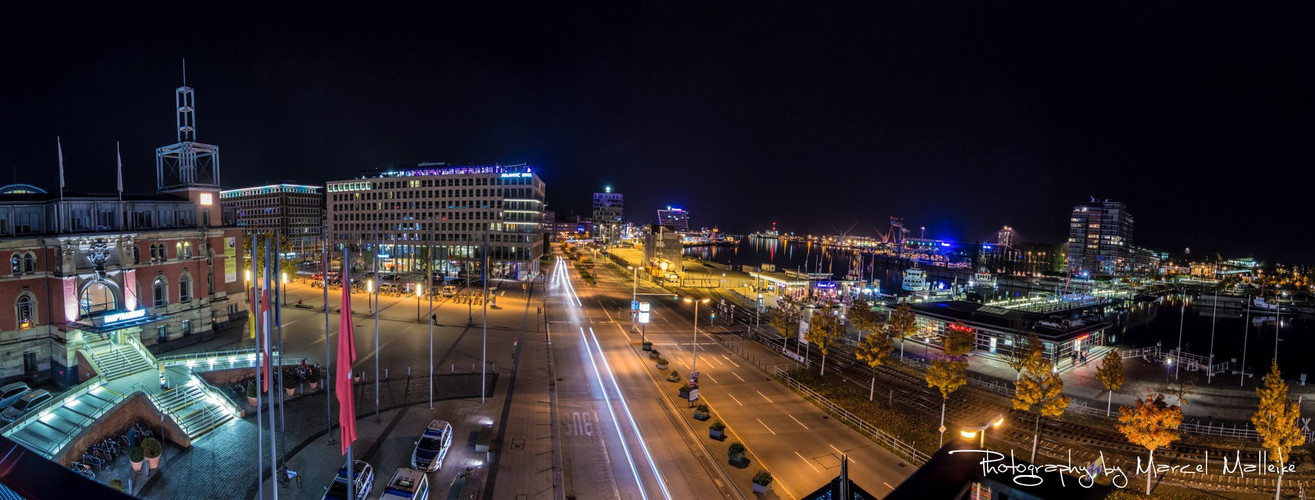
[408,366,411,377]
[385,369,389,380]
[451,364,454,373]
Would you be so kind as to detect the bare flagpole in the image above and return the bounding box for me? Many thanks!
[374,236,380,423]
[324,227,333,444]
[264,237,279,500]
[482,228,488,404]
[428,242,434,409]
[253,232,264,500]
[275,228,286,466]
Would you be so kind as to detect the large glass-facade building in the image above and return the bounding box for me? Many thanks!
[326,163,546,280]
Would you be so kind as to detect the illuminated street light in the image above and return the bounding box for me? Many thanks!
[683,297,711,375]
[959,414,1005,448]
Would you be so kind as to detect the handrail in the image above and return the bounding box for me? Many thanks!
[772,366,931,465]
[0,375,109,437]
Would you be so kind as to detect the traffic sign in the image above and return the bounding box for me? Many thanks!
[631,300,639,311]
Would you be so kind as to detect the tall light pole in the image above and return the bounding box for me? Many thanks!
[683,297,710,374]
[428,242,434,409]
[959,414,1005,448]
[628,265,638,334]
[482,228,488,405]
[1207,291,1218,383]
[373,245,380,423]
[416,282,422,322]
[1174,291,1185,380]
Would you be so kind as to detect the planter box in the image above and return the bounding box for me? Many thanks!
[693,412,710,421]
[656,363,668,370]
[146,456,160,469]
[752,483,770,494]
[285,387,296,396]
[709,429,725,440]
[642,343,652,351]
[648,352,660,359]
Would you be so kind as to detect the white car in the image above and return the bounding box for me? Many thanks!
[323,460,373,500]
[1,390,50,423]
[379,468,429,500]
[0,383,31,412]
[409,419,452,472]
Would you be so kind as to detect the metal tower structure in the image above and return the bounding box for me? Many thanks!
[156,63,220,192]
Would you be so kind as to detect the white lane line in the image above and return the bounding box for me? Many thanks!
[756,418,777,436]
[699,355,719,368]
[727,393,744,406]
[883,482,893,490]
[828,444,854,464]
[756,391,774,403]
[703,372,718,384]
[794,451,820,473]
[732,372,746,383]
[789,414,809,430]
[720,354,740,368]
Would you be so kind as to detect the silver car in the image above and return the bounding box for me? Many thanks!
[1,389,51,423]
[0,383,31,412]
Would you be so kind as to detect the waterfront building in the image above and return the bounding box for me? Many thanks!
[592,187,623,245]
[643,224,684,279]
[219,183,324,261]
[656,206,690,232]
[908,301,1109,366]
[995,225,1015,248]
[326,163,546,280]
[1066,198,1133,275]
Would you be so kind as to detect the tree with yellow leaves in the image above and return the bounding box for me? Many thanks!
[1095,352,1125,416]
[1117,393,1182,496]
[806,309,845,376]
[1252,360,1303,500]
[886,301,918,359]
[855,321,894,401]
[768,296,801,348]
[1012,348,1070,462]
[926,321,975,447]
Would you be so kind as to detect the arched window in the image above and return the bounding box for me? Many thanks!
[133,245,140,264]
[152,277,168,308]
[15,295,33,329]
[23,253,34,273]
[10,255,19,275]
[158,244,167,262]
[179,274,192,303]
[79,281,118,317]
[149,244,157,261]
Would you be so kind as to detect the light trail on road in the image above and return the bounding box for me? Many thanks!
[589,327,672,500]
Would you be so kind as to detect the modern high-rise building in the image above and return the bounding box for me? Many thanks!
[1066,198,1133,275]
[219,184,324,261]
[996,226,1016,248]
[326,163,546,280]
[592,186,623,244]
[656,206,689,232]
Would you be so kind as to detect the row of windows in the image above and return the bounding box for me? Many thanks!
[332,210,501,222]
[10,253,36,275]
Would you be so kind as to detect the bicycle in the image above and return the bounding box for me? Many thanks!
[277,466,302,489]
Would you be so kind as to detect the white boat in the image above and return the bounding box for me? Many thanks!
[970,269,997,289]
[902,265,928,292]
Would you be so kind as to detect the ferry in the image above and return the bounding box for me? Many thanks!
[969,269,997,289]
[902,265,928,292]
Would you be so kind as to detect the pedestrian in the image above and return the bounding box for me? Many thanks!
[431,313,437,325]
[1080,352,1087,365]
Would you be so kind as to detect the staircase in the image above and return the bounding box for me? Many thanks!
[84,341,154,380]
[147,383,236,439]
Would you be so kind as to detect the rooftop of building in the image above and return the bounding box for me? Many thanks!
[219,184,322,198]
[330,162,536,182]
[0,187,197,204]
[909,300,1111,341]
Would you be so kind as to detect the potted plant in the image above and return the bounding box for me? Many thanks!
[727,442,746,464]
[283,376,297,396]
[648,349,661,360]
[306,371,321,391]
[129,446,144,472]
[109,479,124,492]
[642,341,652,351]
[666,370,680,383]
[752,470,773,493]
[141,437,162,469]
[678,383,691,398]
[693,404,710,421]
[245,382,258,407]
[709,421,726,440]
[353,371,362,383]
[655,358,668,370]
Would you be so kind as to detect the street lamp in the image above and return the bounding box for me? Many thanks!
[683,297,710,374]
[959,414,1005,448]
[628,265,638,334]
[416,283,423,322]
[281,272,289,306]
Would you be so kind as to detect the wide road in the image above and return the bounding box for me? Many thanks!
[568,251,918,498]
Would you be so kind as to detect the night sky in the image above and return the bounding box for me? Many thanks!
[5,3,1314,263]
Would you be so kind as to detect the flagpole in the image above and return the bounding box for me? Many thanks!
[116,141,123,229]
[264,238,280,500]
[428,242,434,409]
[324,227,334,444]
[57,137,65,233]
[339,250,356,500]
[373,237,380,423]
[482,228,488,404]
[253,232,264,500]
[275,228,286,467]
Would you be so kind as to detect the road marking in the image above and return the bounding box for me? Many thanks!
[732,372,746,382]
[727,394,744,406]
[794,451,820,473]
[720,354,740,368]
[756,418,777,435]
[789,414,809,430]
[883,482,893,490]
[703,373,718,384]
[828,444,854,463]
[699,355,718,368]
[756,391,773,403]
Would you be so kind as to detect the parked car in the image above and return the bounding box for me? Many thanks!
[441,286,457,297]
[379,468,429,500]
[0,383,31,412]
[323,460,373,500]
[1,389,51,423]
[409,419,452,472]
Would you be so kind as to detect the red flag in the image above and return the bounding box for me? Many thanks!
[260,288,272,393]
[336,265,358,454]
